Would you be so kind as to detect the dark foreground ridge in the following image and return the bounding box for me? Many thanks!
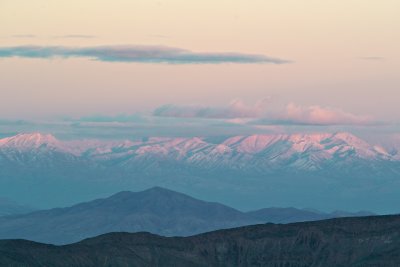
[1,215,400,267]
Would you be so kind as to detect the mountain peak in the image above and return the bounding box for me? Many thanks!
[110,187,193,202]
[0,131,397,173]
[0,132,60,148]
[0,133,71,157]
[332,131,364,142]
[143,186,175,193]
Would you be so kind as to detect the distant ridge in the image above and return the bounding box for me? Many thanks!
[247,207,375,223]
[0,132,398,172]
[0,187,374,245]
[0,197,34,217]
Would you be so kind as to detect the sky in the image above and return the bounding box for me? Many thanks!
[0,0,399,141]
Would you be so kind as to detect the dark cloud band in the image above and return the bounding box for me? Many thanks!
[0,45,290,64]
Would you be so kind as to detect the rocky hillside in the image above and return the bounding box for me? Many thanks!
[0,215,399,266]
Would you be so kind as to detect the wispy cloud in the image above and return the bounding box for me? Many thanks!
[253,103,373,126]
[0,45,290,64]
[66,114,147,123]
[153,100,373,126]
[154,99,271,119]
[0,119,29,126]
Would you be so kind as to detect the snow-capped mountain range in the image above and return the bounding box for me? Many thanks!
[1,132,400,212]
[0,132,399,172]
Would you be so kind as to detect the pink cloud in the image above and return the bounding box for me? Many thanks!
[283,103,373,125]
[154,98,271,119]
[154,99,373,126]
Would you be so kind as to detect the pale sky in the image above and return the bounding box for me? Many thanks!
[0,0,399,123]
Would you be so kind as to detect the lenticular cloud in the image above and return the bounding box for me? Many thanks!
[0,45,290,64]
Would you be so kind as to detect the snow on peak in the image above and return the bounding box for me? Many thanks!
[0,132,397,169]
[288,133,331,143]
[0,133,61,149]
[234,134,285,154]
[332,132,368,145]
[218,132,391,162]
[327,132,387,159]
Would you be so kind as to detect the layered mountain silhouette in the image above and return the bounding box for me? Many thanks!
[0,187,373,245]
[247,207,374,224]
[0,215,399,266]
[0,197,34,216]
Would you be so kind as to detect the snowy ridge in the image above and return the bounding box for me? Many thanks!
[0,133,62,150]
[0,132,398,172]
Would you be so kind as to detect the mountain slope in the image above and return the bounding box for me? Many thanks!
[0,197,34,217]
[0,132,398,172]
[0,187,375,245]
[0,187,258,244]
[247,207,331,223]
[247,207,375,223]
[0,215,399,267]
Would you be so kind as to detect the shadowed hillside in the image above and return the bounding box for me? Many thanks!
[0,215,399,266]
